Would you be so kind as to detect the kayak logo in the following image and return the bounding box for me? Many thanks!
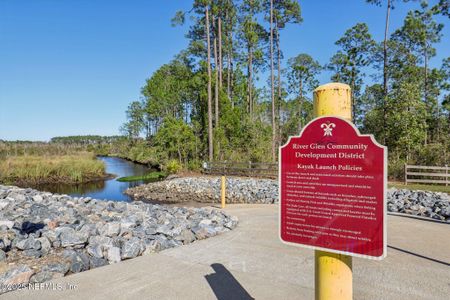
[321,122,336,136]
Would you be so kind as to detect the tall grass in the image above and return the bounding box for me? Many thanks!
[0,152,106,184]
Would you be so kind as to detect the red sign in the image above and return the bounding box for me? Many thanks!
[279,116,386,259]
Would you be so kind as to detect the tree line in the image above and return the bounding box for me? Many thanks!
[120,0,450,178]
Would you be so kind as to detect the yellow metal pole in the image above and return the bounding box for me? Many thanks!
[313,82,353,300]
[221,175,226,209]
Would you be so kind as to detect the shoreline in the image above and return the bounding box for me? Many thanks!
[0,173,115,187]
[0,185,238,294]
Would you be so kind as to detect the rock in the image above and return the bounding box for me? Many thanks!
[57,227,87,247]
[23,249,42,258]
[32,195,44,203]
[192,225,217,240]
[0,265,34,291]
[0,250,6,261]
[0,184,239,284]
[42,263,69,275]
[30,271,63,283]
[89,257,108,269]
[106,247,121,263]
[174,229,196,244]
[99,222,121,237]
[86,244,103,258]
[124,176,279,204]
[143,239,161,254]
[46,220,58,230]
[66,251,90,273]
[15,237,41,251]
[37,237,51,255]
[0,221,14,229]
[121,237,142,259]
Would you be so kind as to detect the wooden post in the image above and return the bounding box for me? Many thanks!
[446,165,448,186]
[313,83,353,300]
[404,164,407,186]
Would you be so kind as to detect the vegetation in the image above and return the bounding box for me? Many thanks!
[0,152,105,185]
[116,0,449,179]
[117,171,167,182]
[388,182,450,194]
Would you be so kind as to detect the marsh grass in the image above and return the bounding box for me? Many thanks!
[117,171,167,182]
[0,152,106,184]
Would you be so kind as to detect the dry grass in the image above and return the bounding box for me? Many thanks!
[0,152,106,184]
[389,182,450,194]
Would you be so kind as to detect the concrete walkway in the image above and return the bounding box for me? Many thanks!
[4,205,450,300]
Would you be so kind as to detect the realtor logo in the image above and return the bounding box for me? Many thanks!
[321,122,336,136]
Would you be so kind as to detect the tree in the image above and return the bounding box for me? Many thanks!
[391,3,444,144]
[331,23,376,126]
[238,0,267,116]
[120,101,144,140]
[154,117,197,165]
[287,53,321,131]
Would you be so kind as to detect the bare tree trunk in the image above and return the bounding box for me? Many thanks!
[424,44,428,145]
[218,16,223,89]
[248,47,253,115]
[275,22,282,144]
[229,29,234,105]
[214,36,219,128]
[206,7,213,161]
[382,0,391,144]
[270,0,276,162]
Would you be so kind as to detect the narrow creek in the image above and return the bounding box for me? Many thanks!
[31,156,157,201]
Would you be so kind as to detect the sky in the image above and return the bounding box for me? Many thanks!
[0,0,448,141]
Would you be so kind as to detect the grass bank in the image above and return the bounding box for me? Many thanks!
[0,152,107,185]
[388,182,450,194]
[117,171,167,182]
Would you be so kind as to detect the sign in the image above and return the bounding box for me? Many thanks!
[279,116,386,259]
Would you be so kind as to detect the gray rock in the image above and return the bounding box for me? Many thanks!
[0,250,6,261]
[174,229,196,244]
[106,247,121,263]
[100,222,121,237]
[89,257,108,269]
[42,263,69,275]
[0,265,34,290]
[15,237,41,251]
[30,271,63,283]
[192,225,217,239]
[0,220,14,229]
[37,237,51,255]
[0,184,239,282]
[86,243,103,258]
[23,249,42,258]
[57,227,87,247]
[121,237,142,259]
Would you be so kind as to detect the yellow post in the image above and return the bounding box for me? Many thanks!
[221,175,226,209]
[313,82,353,300]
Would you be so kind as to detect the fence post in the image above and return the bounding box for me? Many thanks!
[446,165,448,186]
[404,164,407,186]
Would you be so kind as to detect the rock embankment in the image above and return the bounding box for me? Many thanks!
[126,177,450,222]
[387,188,450,222]
[0,185,238,294]
[125,177,278,204]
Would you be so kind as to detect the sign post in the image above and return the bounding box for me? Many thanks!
[279,83,387,300]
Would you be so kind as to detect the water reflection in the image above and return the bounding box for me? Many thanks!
[30,156,157,202]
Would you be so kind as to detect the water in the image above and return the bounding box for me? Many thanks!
[32,156,157,201]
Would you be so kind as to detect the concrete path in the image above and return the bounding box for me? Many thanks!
[4,205,450,300]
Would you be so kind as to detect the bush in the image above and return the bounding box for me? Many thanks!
[388,157,407,181]
[165,159,182,174]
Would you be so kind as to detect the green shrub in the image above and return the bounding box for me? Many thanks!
[165,159,182,174]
